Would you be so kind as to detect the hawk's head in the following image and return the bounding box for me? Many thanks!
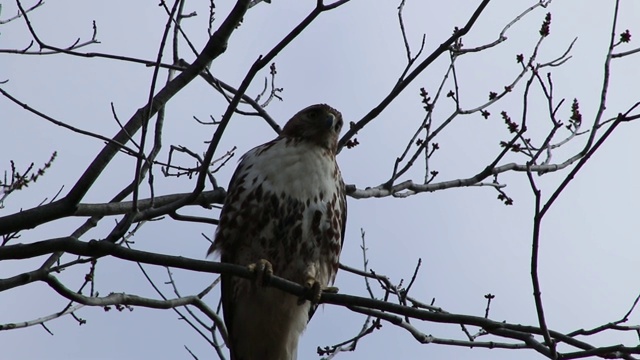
[281,104,343,153]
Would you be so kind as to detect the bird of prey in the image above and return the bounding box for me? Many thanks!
[207,104,347,360]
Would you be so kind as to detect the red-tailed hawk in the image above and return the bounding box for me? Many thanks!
[207,104,347,360]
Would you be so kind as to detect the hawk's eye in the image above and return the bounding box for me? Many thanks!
[334,118,343,132]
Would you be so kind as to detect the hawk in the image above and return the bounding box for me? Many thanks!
[207,104,347,360]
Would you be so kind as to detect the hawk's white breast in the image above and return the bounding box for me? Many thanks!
[242,139,339,200]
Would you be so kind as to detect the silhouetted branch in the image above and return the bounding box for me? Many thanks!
[0,0,250,235]
[0,237,637,359]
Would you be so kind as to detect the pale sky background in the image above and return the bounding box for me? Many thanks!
[1,1,640,359]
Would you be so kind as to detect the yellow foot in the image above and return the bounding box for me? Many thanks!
[247,259,273,287]
[298,276,339,305]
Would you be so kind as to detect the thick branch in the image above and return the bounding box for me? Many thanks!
[0,0,250,235]
[73,189,225,217]
[2,237,638,358]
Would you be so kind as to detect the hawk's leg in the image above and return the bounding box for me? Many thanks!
[247,259,273,287]
[298,276,339,305]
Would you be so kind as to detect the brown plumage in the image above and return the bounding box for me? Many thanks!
[208,104,347,360]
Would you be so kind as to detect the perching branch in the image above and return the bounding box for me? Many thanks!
[1,237,638,359]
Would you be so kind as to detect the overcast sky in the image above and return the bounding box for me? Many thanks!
[2,0,640,359]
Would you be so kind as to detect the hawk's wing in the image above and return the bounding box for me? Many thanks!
[211,143,271,351]
[307,175,347,322]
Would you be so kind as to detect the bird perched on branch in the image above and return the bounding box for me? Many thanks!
[208,104,347,360]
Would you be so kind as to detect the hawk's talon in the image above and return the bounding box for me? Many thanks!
[323,286,339,294]
[298,277,339,305]
[247,259,273,287]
